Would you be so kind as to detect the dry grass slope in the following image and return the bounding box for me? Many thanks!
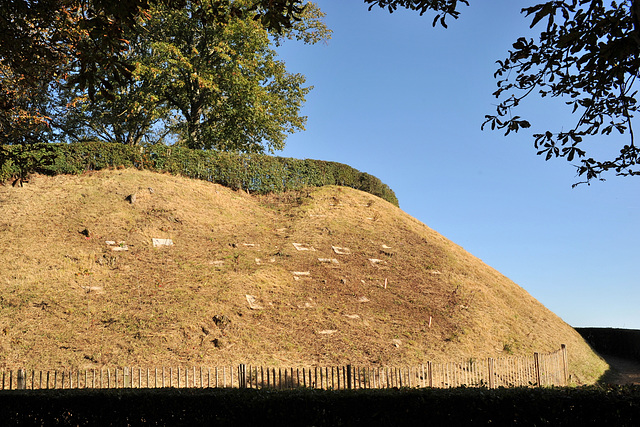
[0,169,607,384]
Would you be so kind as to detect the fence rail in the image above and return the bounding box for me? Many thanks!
[1,346,568,391]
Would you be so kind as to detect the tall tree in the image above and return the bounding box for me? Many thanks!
[52,0,328,152]
[0,0,309,146]
[146,0,328,152]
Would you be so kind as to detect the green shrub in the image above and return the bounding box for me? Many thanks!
[0,143,399,206]
[1,386,639,425]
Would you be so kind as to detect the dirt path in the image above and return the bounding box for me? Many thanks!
[599,354,640,385]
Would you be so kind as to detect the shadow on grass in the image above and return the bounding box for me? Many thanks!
[597,353,640,385]
[574,328,640,385]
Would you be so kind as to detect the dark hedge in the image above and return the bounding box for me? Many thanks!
[0,385,638,426]
[576,328,640,361]
[0,142,399,206]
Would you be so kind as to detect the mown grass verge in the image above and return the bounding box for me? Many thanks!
[1,386,638,426]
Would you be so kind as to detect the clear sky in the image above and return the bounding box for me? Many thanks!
[274,1,640,330]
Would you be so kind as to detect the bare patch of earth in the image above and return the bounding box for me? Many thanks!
[600,354,640,385]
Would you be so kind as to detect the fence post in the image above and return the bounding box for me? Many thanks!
[561,344,568,386]
[346,365,352,389]
[239,364,247,389]
[331,367,334,390]
[342,366,347,389]
[487,358,495,389]
[17,369,26,390]
[533,352,541,387]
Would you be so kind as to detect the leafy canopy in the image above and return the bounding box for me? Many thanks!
[4,0,639,182]
[0,0,311,145]
[50,0,328,153]
[143,0,328,152]
[2,0,329,154]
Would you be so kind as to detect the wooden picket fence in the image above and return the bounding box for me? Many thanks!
[0,345,568,390]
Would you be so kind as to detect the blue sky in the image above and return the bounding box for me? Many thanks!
[273,1,640,330]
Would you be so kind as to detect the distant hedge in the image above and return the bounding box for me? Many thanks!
[576,328,640,361]
[0,142,399,206]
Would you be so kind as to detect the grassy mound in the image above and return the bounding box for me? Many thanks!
[0,169,607,383]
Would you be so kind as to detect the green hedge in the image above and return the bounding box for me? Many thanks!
[1,386,639,426]
[0,142,399,206]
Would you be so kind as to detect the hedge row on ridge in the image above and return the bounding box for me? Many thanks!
[0,142,399,206]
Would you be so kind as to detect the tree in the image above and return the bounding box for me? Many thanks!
[367,0,640,183]
[483,1,640,184]
[50,0,328,152]
[50,43,175,146]
[8,1,637,182]
[0,0,310,146]
[144,0,328,152]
